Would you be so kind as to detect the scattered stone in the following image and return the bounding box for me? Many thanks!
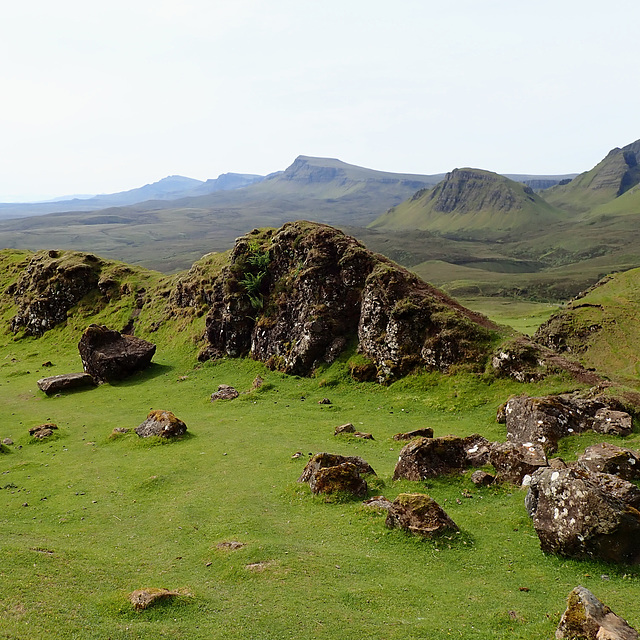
[392,434,491,481]
[216,541,245,551]
[42,361,53,367]
[353,431,374,440]
[362,495,393,510]
[251,375,263,391]
[392,428,434,441]
[129,588,180,611]
[470,470,495,486]
[309,462,368,497]
[578,443,640,481]
[291,451,303,459]
[2,438,13,446]
[210,384,239,401]
[318,398,332,404]
[556,586,638,639]
[37,372,96,395]
[334,423,355,435]
[525,466,640,564]
[135,410,187,439]
[110,427,130,438]
[29,423,58,439]
[385,493,459,538]
[298,452,376,483]
[78,324,156,383]
[490,441,548,485]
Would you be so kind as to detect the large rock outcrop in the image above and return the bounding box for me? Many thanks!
[192,222,498,381]
[78,324,156,383]
[525,466,640,564]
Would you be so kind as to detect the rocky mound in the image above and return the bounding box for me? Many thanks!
[191,221,500,380]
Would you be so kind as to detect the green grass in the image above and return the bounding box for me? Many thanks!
[1,319,640,638]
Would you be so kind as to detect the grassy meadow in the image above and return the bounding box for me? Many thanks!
[2,298,640,639]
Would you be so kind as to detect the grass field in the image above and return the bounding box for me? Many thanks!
[2,316,640,639]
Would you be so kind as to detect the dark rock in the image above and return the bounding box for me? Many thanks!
[362,495,393,510]
[392,428,434,441]
[37,372,96,395]
[250,376,263,391]
[210,384,239,401]
[385,493,459,538]
[578,443,640,481]
[309,462,368,497]
[490,441,548,485]
[556,586,638,639]
[29,423,58,439]
[491,337,549,382]
[129,588,180,611]
[392,434,490,481]
[334,423,355,435]
[196,222,498,382]
[41,361,53,367]
[78,325,156,383]
[135,410,187,438]
[470,470,495,486]
[525,466,640,563]
[318,398,332,404]
[298,452,376,483]
[353,431,374,440]
[592,408,633,435]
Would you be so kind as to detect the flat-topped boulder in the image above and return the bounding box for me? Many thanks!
[298,452,376,483]
[578,442,640,481]
[308,462,368,497]
[37,372,95,395]
[490,441,548,485]
[78,324,156,383]
[386,493,459,538]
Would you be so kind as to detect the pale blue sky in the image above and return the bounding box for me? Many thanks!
[1,0,638,200]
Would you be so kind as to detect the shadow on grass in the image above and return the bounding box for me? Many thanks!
[104,362,175,387]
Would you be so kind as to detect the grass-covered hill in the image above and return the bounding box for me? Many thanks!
[1,224,640,639]
[369,168,564,240]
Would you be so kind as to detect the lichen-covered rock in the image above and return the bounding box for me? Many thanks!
[308,462,368,497]
[385,493,459,538]
[78,324,156,383]
[298,452,375,483]
[37,372,95,395]
[392,434,490,481]
[392,428,434,441]
[29,423,58,439]
[135,410,187,438]
[593,408,633,435]
[578,443,640,481]
[195,222,498,381]
[9,250,102,336]
[490,441,548,485]
[556,586,638,639]
[525,466,640,564]
[491,337,549,382]
[129,588,180,611]
[210,384,239,401]
[334,423,355,435]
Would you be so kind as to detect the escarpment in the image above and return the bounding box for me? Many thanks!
[191,221,500,380]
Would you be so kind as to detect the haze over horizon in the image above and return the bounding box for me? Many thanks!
[2,0,639,201]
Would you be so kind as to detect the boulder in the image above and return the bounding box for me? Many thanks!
[129,588,180,611]
[593,408,633,435]
[2,438,13,446]
[525,466,640,564]
[334,423,355,435]
[78,324,156,383]
[298,452,376,483]
[210,384,239,401]
[491,338,549,382]
[135,410,187,439]
[37,372,96,395]
[470,470,495,486]
[385,493,459,538]
[490,441,548,485]
[392,434,491,481]
[556,586,638,639]
[362,496,393,510]
[393,428,434,441]
[309,462,368,497]
[353,431,374,440]
[578,442,640,481]
[29,423,58,439]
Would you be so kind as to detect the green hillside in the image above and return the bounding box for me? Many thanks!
[370,168,564,239]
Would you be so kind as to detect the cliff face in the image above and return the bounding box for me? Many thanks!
[192,221,499,381]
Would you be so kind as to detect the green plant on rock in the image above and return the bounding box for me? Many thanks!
[239,244,272,311]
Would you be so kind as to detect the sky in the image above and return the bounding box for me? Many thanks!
[1,0,639,201]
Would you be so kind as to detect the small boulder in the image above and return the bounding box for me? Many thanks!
[385,493,459,538]
[362,495,393,510]
[556,586,638,639]
[392,428,434,441]
[318,398,332,405]
[250,376,263,391]
[309,462,368,497]
[353,431,374,440]
[29,423,58,439]
[210,384,239,401]
[2,438,13,446]
[129,588,180,611]
[78,324,156,383]
[135,410,187,439]
[470,470,495,486]
[525,466,640,564]
[593,408,633,436]
[37,372,95,395]
[490,441,548,485]
[578,443,640,481]
[298,452,376,483]
[334,423,355,435]
[392,434,490,481]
